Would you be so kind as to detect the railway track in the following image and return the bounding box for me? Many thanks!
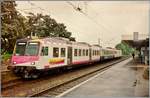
[1,71,21,90]
[2,78,22,90]
[2,57,128,97]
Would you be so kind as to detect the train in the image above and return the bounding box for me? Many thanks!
[9,37,122,78]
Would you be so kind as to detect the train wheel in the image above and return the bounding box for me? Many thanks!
[31,72,39,79]
[13,68,20,74]
[23,70,31,79]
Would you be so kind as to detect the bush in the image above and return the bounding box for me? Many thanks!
[2,53,12,64]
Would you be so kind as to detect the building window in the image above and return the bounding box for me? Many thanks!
[74,49,78,56]
[86,49,88,56]
[79,49,81,56]
[53,47,59,57]
[41,46,48,56]
[61,48,65,57]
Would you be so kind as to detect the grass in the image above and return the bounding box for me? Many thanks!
[2,53,12,64]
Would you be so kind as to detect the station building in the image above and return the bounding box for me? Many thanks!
[122,32,149,65]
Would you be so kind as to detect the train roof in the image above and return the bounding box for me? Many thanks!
[16,38,31,42]
[71,41,91,47]
[16,37,121,51]
[17,37,72,44]
[102,47,120,51]
[92,44,102,48]
[42,37,71,44]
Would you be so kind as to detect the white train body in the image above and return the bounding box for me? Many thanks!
[10,37,122,78]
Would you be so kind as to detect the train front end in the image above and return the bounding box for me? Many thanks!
[10,40,41,78]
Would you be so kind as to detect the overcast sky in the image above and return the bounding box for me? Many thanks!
[16,1,149,47]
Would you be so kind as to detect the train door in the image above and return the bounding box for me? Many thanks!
[40,46,49,68]
[89,48,92,61]
[67,47,72,65]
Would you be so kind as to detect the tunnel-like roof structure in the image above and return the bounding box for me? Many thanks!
[122,33,149,50]
[122,32,149,64]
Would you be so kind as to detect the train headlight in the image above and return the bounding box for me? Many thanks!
[31,62,35,65]
[13,62,16,64]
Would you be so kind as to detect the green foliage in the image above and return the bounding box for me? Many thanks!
[115,41,135,55]
[1,1,76,55]
[1,1,27,54]
[26,13,74,39]
[2,53,12,62]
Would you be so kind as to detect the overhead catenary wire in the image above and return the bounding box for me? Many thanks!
[66,1,115,35]
[66,1,125,46]
[88,6,124,44]
[66,1,116,46]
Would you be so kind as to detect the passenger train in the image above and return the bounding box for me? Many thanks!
[9,37,122,78]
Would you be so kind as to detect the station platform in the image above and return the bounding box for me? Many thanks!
[59,57,149,97]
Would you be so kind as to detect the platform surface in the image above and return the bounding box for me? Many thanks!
[61,58,149,97]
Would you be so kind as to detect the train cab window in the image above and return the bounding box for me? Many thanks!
[53,47,59,57]
[83,49,85,56]
[79,49,81,56]
[61,48,66,57]
[74,49,78,56]
[15,42,27,56]
[86,49,88,56]
[41,46,48,56]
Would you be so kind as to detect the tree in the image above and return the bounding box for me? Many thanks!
[115,41,135,55]
[1,1,76,55]
[1,1,27,54]
[26,13,75,40]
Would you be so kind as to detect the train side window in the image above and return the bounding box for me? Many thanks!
[41,46,48,56]
[86,49,88,56]
[98,51,100,55]
[96,50,98,55]
[74,49,77,56]
[79,49,81,56]
[93,50,94,56]
[53,47,59,57]
[83,49,85,56]
[61,48,65,57]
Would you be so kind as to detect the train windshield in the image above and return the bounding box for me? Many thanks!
[15,42,40,56]
[15,42,27,56]
[25,42,40,56]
